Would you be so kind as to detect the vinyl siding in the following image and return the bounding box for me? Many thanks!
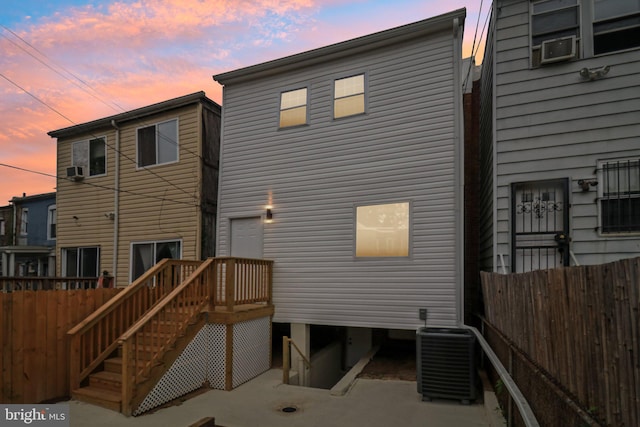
[56,104,204,286]
[491,0,640,271]
[218,29,463,330]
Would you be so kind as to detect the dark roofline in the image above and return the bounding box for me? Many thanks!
[213,8,466,86]
[48,91,220,139]
[10,192,56,204]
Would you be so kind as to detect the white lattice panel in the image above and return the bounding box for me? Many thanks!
[133,327,208,416]
[207,324,227,390]
[232,317,271,388]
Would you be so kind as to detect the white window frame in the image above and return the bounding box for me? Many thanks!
[136,118,179,168]
[597,158,640,235]
[20,208,28,236]
[530,0,640,67]
[62,246,100,277]
[47,204,57,240]
[279,87,308,128]
[129,238,182,282]
[333,73,367,119]
[71,136,107,177]
[354,201,411,258]
[0,218,4,236]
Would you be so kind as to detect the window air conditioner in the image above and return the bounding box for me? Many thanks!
[66,166,84,180]
[540,36,576,64]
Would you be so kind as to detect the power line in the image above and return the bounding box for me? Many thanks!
[462,0,489,93]
[0,71,197,201]
[0,162,199,207]
[0,25,206,162]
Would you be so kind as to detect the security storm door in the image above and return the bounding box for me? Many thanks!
[511,179,570,273]
[230,217,263,259]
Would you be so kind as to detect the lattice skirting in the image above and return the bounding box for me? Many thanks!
[133,317,271,416]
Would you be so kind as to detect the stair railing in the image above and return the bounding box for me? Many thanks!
[67,259,202,392]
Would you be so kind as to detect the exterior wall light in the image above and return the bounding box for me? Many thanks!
[265,206,273,223]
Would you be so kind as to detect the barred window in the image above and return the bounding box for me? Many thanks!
[599,159,640,233]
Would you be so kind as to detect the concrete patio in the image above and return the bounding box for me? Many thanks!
[68,369,501,427]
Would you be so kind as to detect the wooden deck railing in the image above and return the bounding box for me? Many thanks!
[118,257,273,414]
[1,277,99,292]
[67,259,202,391]
[208,257,273,310]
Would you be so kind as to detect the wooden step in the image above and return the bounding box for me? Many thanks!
[104,357,123,373]
[72,385,121,412]
[89,371,122,393]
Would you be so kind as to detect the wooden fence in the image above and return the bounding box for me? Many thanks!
[481,257,640,427]
[0,288,121,404]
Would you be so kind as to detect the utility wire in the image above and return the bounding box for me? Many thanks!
[0,71,197,202]
[0,162,199,207]
[0,24,206,162]
[462,0,488,93]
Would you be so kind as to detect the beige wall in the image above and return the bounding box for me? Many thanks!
[56,104,203,286]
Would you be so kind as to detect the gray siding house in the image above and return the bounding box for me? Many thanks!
[479,0,640,273]
[213,9,466,374]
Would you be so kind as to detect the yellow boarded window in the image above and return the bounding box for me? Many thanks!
[356,202,409,257]
[334,74,365,119]
[280,88,307,127]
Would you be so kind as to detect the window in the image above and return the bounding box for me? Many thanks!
[47,205,57,240]
[531,0,640,66]
[279,88,307,128]
[334,74,365,119]
[72,137,106,176]
[0,219,4,236]
[355,202,409,257]
[599,159,640,233]
[131,240,181,281]
[62,247,99,277]
[593,0,640,54]
[137,119,178,167]
[20,208,28,235]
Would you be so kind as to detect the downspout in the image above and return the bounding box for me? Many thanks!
[111,119,120,286]
[453,16,465,326]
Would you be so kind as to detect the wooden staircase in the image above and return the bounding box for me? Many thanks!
[67,257,274,416]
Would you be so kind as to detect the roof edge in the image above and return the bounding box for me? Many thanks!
[48,91,219,138]
[213,8,466,85]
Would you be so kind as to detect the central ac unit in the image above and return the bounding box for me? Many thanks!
[540,36,577,64]
[416,327,477,404]
[66,166,84,180]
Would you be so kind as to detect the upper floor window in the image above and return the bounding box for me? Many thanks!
[47,205,57,240]
[355,202,409,257]
[20,208,28,235]
[531,0,640,67]
[279,88,307,128]
[593,0,640,54]
[0,219,5,236]
[598,158,640,233]
[137,119,178,167]
[72,137,106,177]
[334,74,365,119]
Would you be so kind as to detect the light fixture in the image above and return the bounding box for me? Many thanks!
[577,179,598,192]
[265,206,273,223]
[579,65,610,80]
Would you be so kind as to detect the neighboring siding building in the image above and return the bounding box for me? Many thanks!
[214,9,466,372]
[479,0,640,273]
[48,92,221,286]
[0,192,56,277]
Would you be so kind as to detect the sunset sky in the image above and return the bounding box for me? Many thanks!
[0,0,487,205]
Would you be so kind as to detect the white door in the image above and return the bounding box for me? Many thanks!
[230,217,263,259]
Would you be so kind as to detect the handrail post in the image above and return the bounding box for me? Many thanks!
[69,334,80,391]
[208,260,216,309]
[283,336,290,384]
[120,340,131,416]
[225,258,236,311]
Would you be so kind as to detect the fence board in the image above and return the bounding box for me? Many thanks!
[0,288,121,404]
[482,257,640,427]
